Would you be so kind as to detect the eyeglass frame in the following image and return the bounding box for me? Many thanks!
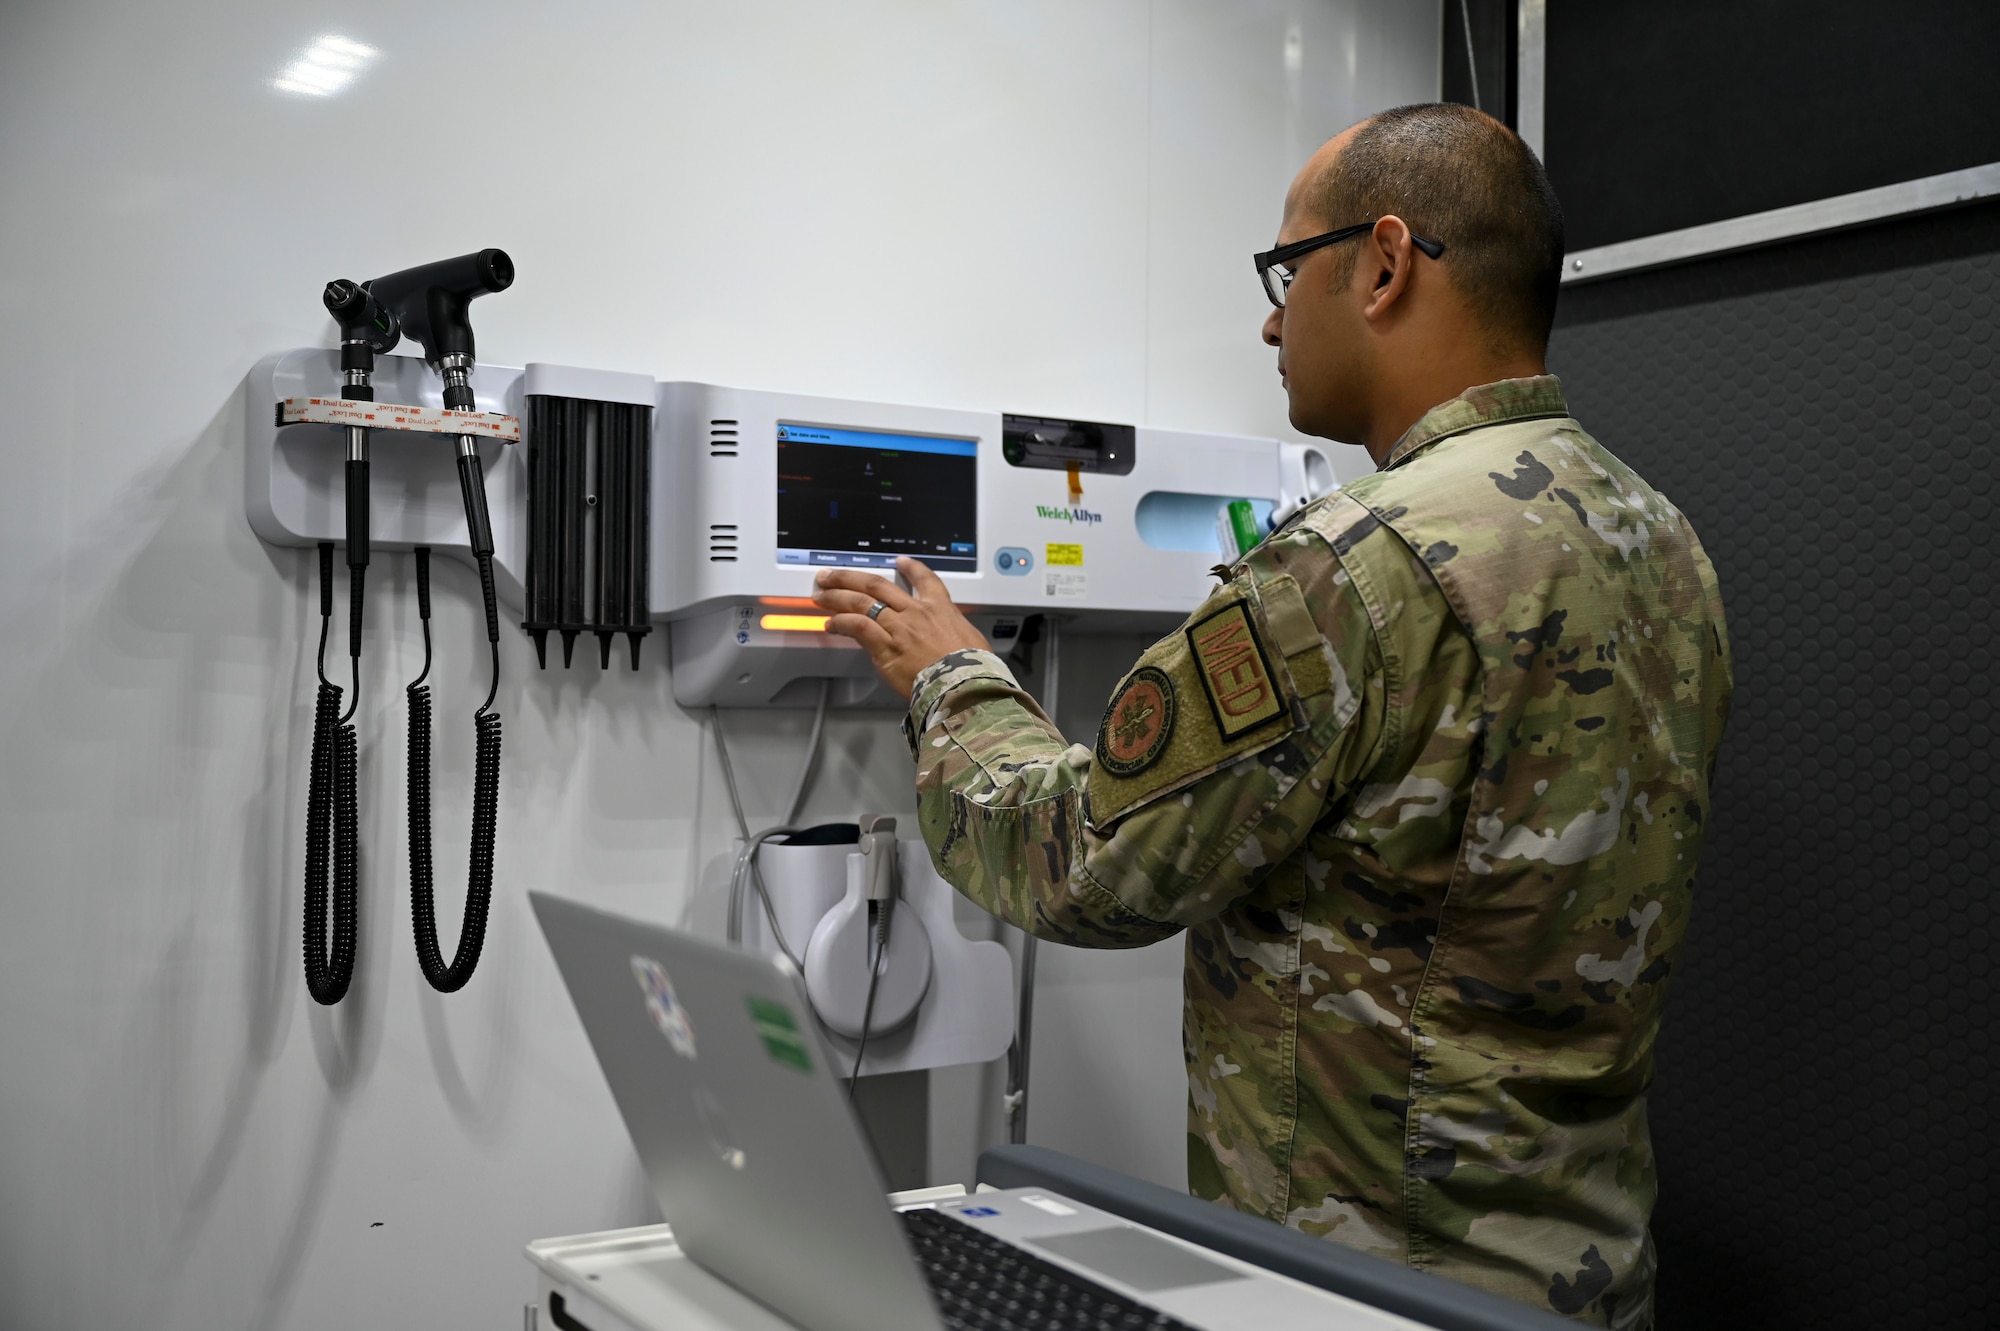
[1253,222,1445,308]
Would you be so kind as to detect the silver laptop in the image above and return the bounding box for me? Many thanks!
[532,891,1428,1331]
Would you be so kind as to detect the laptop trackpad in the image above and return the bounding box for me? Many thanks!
[1026,1227,1250,1292]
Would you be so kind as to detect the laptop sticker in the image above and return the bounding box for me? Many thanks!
[747,995,813,1073]
[631,956,697,1059]
[957,1207,1001,1217]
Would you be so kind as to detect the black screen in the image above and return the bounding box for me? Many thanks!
[774,424,978,573]
[1546,0,2000,251]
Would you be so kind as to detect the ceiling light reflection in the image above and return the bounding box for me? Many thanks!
[273,34,378,97]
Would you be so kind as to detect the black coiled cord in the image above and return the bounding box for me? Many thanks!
[407,547,502,993]
[304,543,360,1005]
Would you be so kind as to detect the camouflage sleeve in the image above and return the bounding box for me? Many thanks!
[908,523,1387,947]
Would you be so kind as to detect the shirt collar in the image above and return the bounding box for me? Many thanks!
[1380,374,1570,470]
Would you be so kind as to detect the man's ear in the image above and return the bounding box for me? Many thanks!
[1361,216,1417,322]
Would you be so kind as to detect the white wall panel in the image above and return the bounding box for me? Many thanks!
[0,3,1435,1327]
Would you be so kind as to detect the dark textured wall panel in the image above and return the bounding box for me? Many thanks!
[1546,203,1998,1329]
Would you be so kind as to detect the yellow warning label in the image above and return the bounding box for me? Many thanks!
[1045,543,1084,566]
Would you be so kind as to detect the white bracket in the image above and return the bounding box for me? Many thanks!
[273,394,520,442]
[739,837,1014,1076]
[245,348,536,607]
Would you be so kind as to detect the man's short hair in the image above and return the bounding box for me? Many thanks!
[1304,103,1564,353]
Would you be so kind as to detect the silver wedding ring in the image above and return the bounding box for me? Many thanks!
[866,600,889,621]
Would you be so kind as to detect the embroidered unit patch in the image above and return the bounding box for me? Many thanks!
[1186,600,1283,739]
[1097,666,1176,776]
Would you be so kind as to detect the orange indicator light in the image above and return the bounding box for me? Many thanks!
[760,614,830,632]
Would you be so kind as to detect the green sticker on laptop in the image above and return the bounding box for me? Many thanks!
[747,996,813,1073]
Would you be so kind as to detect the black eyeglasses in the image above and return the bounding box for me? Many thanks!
[1253,223,1445,308]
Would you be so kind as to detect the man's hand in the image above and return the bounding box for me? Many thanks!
[813,556,990,700]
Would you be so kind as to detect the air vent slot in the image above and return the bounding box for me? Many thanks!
[709,523,739,562]
[710,419,739,457]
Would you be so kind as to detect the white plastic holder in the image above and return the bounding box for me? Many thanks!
[244,350,657,612]
[739,837,1013,1077]
[246,347,533,604]
[1271,439,1340,528]
[803,830,933,1038]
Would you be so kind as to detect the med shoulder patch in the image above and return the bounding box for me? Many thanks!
[1096,666,1176,776]
[1186,600,1284,739]
[1085,586,1308,831]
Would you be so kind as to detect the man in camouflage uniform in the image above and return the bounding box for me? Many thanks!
[815,104,1731,1329]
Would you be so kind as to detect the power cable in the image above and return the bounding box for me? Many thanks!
[1459,0,1483,113]
[725,825,808,966]
[1006,618,1055,1144]
[847,893,893,1099]
[711,685,887,1097]
[784,679,831,826]
[712,680,833,959]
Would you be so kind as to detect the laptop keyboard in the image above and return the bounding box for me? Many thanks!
[899,1206,1199,1331]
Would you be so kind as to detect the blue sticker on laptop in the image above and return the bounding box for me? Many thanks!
[958,1207,1000,1217]
[631,955,697,1059]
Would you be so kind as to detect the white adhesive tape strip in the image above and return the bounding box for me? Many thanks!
[275,396,521,443]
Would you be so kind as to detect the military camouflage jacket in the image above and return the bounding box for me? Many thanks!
[904,378,1732,1328]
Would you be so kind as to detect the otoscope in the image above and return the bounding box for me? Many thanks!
[300,279,401,1006]
[366,248,514,992]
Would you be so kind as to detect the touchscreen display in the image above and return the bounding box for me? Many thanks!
[775,424,977,573]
